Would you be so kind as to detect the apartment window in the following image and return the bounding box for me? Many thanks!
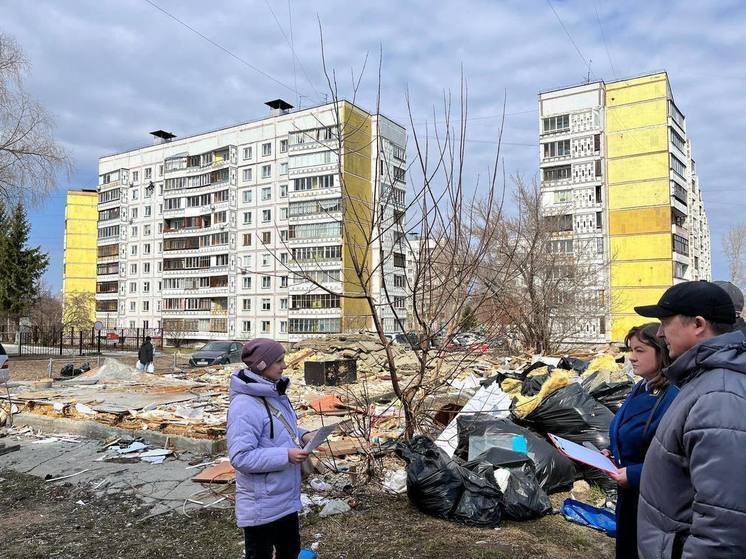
[595,185,602,204]
[293,174,335,191]
[393,274,406,288]
[262,253,271,267]
[215,254,229,266]
[280,298,288,310]
[673,234,689,256]
[393,252,405,268]
[243,211,253,225]
[547,239,574,254]
[261,186,272,201]
[288,222,342,240]
[129,282,137,293]
[260,231,271,245]
[596,237,604,255]
[279,184,288,198]
[243,168,253,182]
[280,230,288,242]
[280,207,288,220]
[131,245,138,256]
[131,207,139,219]
[674,261,688,278]
[542,114,570,133]
[144,243,151,255]
[546,214,573,232]
[130,225,138,237]
[670,127,686,153]
[130,263,137,274]
[132,170,139,183]
[261,320,271,334]
[670,154,686,178]
[262,209,271,222]
[158,164,163,177]
[280,162,288,175]
[164,197,182,210]
[280,252,288,264]
[280,321,287,334]
[243,255,253,268]
[596,211,603,230]
[543,165,571,182]
[243,277,253,289]
[280,276,288,288]
[280,139,288,153]
[214,190,229,203]
[595,159,602,178]
[131,189,139,200]
[288,318,341,334]
[242,320,252,333]
[594,134,601,152]
[243,146,253,160]
[543,139,571,158]
[144,224,151,236]
[553,190,572,204]
[242,298,252,311]
[261,165,271,179]
[261,276,271,289]
[130,301,136,312]
[243,233,252,246]
[144,168,152,180]
[291,294,341,309]
[143,281,150,293]
[242,189,253,204]
[261,298,271,311]
[262,142,272,157]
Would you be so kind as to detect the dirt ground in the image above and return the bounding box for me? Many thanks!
[0,469,614,559]
[6,354,190,381]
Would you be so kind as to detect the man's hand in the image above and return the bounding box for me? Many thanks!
[288,448,310,464]
[601,448,613,459]
[609,467,629,488]
[301,431,316,445]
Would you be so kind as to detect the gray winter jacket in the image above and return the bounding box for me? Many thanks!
[637,330,746,559]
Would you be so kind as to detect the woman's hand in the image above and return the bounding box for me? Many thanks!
[609,467,629,488]
[288,448,310,464]
[301,431,316,445]
[601,449,613,459]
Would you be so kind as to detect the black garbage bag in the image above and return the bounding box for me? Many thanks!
[557,356,589,373]
[396,436,464,519]
[465,448,552,520]
[455,415,575,494]
[581,372,633,413]
[396,436,504,527]
[513,383,615,491]
[59,363,75,377]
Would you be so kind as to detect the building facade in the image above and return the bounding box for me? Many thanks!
[63,189,98,322]
[539,72,711,343]
[95,100,407,343]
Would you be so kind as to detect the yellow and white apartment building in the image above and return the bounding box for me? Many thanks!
[62,189,98,322]
[539,72,711,343]
[94,100,408,343]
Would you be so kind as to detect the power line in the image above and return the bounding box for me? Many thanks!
[593,0,618,79]
[545,0,594,81]
[143,0,303,97]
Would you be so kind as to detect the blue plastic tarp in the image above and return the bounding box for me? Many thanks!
[561,498,616,537]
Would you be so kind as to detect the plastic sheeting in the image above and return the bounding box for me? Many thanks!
[561,498,616,537]
[455,415,576,494]
[435,381,512,458]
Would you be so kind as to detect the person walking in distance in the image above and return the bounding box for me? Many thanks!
[227,338,317,559]
[634,281,746,559]
[137,336,154,373]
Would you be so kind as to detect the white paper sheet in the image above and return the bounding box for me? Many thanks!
[548,434,619,475]
[303,423,339,452]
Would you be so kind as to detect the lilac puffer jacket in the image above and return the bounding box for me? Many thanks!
[227,370,308,527]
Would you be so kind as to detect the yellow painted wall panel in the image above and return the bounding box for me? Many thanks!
[340,103,374,333]
[65,248,98,263]
[66,236,98,250]
[606,100,668,132]
[64,278,96,291]
[605,74,667,106]
[66,220,97,235]
[67,206,98,220]
[64,263,96,280]
[607,152,668,184]
[610,233,671,261]
[64,191,98,322]
[606,127,668,158]
[612,286,669,312]
[608,180,670,210]
[609,206,671,235]
[611,314,658,343]
[611,260,672,288]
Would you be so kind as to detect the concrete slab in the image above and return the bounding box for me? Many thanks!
[12,413,226,454]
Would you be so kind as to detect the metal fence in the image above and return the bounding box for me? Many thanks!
[0,327,164,357]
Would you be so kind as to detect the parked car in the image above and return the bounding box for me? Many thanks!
[0,342,9,381]
[189,341,243,367]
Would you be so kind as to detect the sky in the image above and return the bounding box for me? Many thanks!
[2,0,744,292]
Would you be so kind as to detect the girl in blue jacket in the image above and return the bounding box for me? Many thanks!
[227,339,316,559]
[603,323,679,559]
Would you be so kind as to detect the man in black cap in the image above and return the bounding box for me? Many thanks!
[633,281,746,559]
[714,280,746,334]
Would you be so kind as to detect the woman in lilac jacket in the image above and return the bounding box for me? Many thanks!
[227,339,315,559]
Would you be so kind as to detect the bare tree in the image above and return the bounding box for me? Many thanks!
[0,33,71,206]
[477,177,613,353]
[275,33,512,442]
[29,284,63,328]
[722,222,746,287]
[62,291,95,330]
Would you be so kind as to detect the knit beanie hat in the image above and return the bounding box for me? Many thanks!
[241,339,285,373]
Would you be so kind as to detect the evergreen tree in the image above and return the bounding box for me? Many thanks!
[0,203,49,323]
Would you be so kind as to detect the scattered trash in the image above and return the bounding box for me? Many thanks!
[382,469,407,494]
[45,469,90,483]
[319,499,351,517]
[117,441,148,454]
[310,478,333,492]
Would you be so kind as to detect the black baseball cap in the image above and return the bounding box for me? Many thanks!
[635,281,736,324]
